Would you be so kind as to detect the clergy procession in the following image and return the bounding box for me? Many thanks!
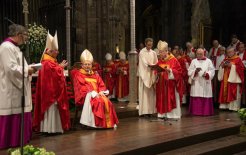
[0,0,246,154]
[0,23,245,152]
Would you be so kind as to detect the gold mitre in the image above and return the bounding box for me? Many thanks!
[80,49,93,63]
[157,40,168,51]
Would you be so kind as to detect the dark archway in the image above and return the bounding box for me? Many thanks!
[136,0,192,49]
[209,0,246,45]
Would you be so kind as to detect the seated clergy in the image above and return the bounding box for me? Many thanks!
[70,49,119,128]
[33,31,70,133]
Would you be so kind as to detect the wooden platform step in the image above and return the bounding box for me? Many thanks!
[158,135,246,155]
[1,107,242,155]
[115,125,242,155]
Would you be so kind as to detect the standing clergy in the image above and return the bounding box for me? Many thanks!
[92,60,103,77]
[0,24,35,149]
[228,34,240,51]
[138,38,158,116]
[155,41,183,119]
[218,47,244,111]
[188,49,215,116]
[103,53,116,99]
[174,49,189,104]
[208,40,221,68]
[70,49,119,128]
[237,42,246,67]
[185,42,196,61]
[33,31,70,133]
[115,51,129,101]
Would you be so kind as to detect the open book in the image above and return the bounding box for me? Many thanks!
[148,64,165,72]
[29,63,42,70]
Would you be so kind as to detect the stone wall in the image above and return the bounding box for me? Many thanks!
[191,0,211,47]
[75,0,130,64]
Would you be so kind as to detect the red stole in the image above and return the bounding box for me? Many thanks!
[33,54,70,131]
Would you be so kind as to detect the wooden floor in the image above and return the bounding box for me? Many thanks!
[0,105,245,155]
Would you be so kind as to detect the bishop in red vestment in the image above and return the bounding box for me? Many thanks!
[33,32,70,133]
[115,51,129,101]
[154,41,183,119]
[218,47,245,111]
[70,49,118,128]
[103,53,116,98]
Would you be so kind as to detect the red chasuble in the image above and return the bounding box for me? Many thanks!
[218,55,245,103]
[115,61,129,98]
[156,54,183,114]
[70,69,119,128]
[92,62,103,77]
[33,54,70,131]
[103,62,116,95]
[183,54,192,65]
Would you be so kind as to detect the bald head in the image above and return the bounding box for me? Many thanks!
[227,47,236,57]
[196,48,205,59]
[238,42,245,52]
[212,40,219,48]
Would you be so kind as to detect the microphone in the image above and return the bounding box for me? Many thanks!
[4,17,15,24]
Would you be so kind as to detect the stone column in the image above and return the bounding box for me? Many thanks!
[22,0,30,63]
[128,0,138,107]
[65,0,71,67]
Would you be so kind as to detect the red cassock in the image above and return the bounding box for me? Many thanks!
[114,60,121,67]
[33,54,70,131]
[177,56,188,96]
[92,62,103,77]
[183,54,192,65]
[218,55,245,103]
[103,62,116,95]
[211,47,221,66]
[156,54,183,114]
[70,69,119,128]
[115,61,129,98]
[242,51,246,61]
